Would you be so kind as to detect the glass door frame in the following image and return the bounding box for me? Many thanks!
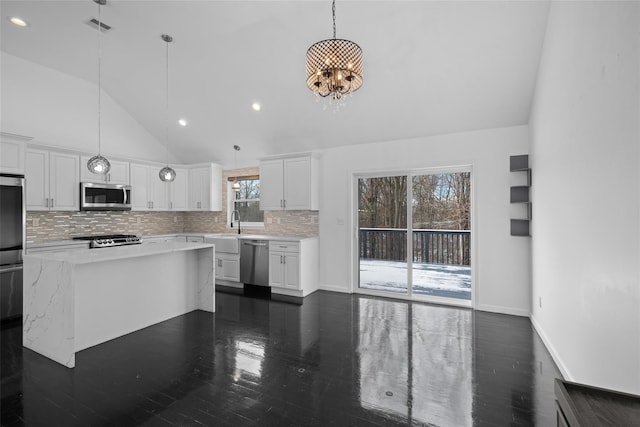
[351,165,475,309]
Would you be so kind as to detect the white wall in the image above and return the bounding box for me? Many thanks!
[0,52,173,163]
[529,2,640,394]
[318,125,532,316]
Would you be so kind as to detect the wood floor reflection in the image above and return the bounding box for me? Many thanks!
[1,291,561,426]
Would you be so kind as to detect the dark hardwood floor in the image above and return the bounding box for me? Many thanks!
[1,290,561,426]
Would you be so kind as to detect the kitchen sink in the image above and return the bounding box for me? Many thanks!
[203,235,239,254]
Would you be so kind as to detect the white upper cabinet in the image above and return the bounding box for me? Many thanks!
[259,155,319,211]
[26,149,79,211]
[168,167,188,211]
[188,164,222,211]
[80,156,129,185]
[130,163,169,211]
[0,134,29,175]
[259,159,285,210]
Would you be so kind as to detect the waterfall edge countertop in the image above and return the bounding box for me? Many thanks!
[23,241,215,368]
[26,241,214,264]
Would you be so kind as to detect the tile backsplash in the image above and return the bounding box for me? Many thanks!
[27,209,319,242]
[26,211,185,242]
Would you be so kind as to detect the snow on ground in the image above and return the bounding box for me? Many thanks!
[359,259,471,300]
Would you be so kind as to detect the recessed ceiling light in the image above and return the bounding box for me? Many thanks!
[251,102,261,112]
[8,16,29,27]
[178,119,188,127]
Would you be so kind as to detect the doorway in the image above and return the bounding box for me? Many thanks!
[356,168,472,306]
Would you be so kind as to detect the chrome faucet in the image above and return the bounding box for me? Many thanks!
[231,210,241,234]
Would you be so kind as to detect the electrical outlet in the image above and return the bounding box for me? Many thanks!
[173,216,178,223]
[266,217,273,224]
[33,218,39,227]
[137,217,142,224]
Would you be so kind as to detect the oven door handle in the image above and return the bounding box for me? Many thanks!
[123,187,128,205]
[0,265,23,274]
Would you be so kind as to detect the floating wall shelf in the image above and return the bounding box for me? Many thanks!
[510,155,531,236]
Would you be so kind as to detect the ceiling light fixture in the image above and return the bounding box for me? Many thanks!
[8,16,29,27]
[178,118,188,127]
[232,145,241,192]
[87,0,111,175]
[306,0,363,110]
[251,102,261,112]
[159,34,176,182]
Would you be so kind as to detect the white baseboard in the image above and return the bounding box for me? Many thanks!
[530,314,572,381]
[318,283,351,294]
[475,303,530,317]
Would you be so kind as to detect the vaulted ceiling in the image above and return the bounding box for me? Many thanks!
[0,1,550,166]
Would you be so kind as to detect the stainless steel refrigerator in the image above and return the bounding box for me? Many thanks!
[0,175,25,323]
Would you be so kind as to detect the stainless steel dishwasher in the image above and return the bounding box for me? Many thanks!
[240,239,269,286]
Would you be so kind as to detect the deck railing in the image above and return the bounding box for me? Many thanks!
[359,228,471,266]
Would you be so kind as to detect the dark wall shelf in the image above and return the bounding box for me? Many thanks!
[510,155,531,237]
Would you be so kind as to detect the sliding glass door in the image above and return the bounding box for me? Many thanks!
[357,169,472,304]
[358,175,408,294]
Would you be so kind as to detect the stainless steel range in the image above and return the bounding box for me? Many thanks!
[72,234,142,248]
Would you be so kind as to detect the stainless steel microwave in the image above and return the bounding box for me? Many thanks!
[80,182,132,211]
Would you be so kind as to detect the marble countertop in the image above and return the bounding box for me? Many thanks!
[24,241,214,265]
[27,233,317,249]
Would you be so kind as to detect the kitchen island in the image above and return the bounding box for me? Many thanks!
[23,241,215,368]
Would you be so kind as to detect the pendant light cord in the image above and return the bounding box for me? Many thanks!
[97,1,102,155]
[165,37,169,166]
[332,0,336,39]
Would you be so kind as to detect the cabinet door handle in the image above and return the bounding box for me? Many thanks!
[50,198,54,208]
[283,199,286,209]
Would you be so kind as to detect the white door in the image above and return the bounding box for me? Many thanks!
[169,167,188,210]
[49,152,79,211]
[130,164,150,210]
[269,251,285,287]
[283,157,310,210]
[259,159,283,210]
[149,166,168,210]
[283,253,300,290]
[26,149,49,210]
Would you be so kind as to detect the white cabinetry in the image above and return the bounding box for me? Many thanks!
[80,156,129,185]
[259,155,318,210]
[186,236,204,243]
[26,149,79,211]
[168,167,188,210]
[188,164,222,211]
[269,242,300,290]
[130,163,169,211]
[216,254,240,282]
[0,134,28,175]
[268,238,318,297]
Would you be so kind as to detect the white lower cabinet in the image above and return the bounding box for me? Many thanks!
[269,243,300,290]
[269,239,318,296]
[215,253,240,282]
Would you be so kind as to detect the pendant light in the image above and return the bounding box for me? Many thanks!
[306,0,363,110]
[159,34,176,182]
[232,145,241,192]
[87,0,111,175]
